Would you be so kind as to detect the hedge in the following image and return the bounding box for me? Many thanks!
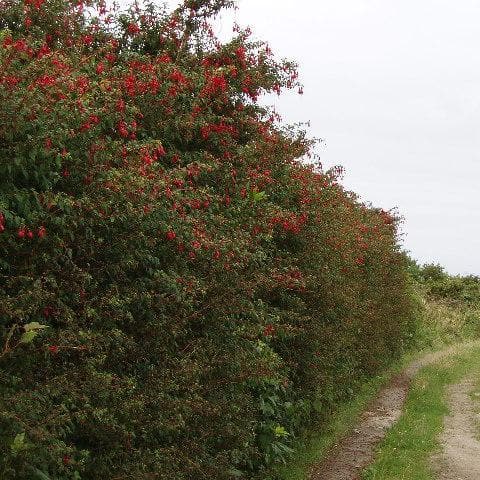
[0,1,416,478]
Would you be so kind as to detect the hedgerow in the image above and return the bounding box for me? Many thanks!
[0,1,416,478]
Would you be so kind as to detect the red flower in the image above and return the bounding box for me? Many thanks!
[156,145,166,157]
[166,230,176,241]
[17,228,26,238]
[127,23,141,35]
[191,240,201,250]
[115,99,125,113]
[264,324,275,337]
[105,52,116,64]
[38,226,47,238]
[82,34,94,46]
[96,62,105,75]
[49,345,59,354]
[62,455,71,465]
[117,121,129,138]
[235,46,246,62]
[212,250,221,260]
[356,256,365,266]
[169,69,187,85]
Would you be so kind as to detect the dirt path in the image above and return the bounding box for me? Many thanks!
[433,380,480,480]
[308,343,479,480]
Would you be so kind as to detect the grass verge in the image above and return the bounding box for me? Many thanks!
[362,342,480,480]
[276,351,419,480]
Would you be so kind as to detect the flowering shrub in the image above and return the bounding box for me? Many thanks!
[0,1,416,478]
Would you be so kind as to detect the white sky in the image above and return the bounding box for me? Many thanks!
[165,0,480,275]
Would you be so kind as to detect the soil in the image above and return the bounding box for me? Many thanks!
[433,380,480,480]
[308,343,478,480]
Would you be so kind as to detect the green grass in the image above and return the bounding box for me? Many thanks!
[471,374,480,441]
[362,343,480,480]
[276,352,418,480]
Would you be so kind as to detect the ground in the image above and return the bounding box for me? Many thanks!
[308,343,480,480]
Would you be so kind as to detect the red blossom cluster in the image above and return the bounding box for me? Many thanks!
[17,226,46,239]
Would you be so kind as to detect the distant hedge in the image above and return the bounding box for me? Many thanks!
[0,1,416,478]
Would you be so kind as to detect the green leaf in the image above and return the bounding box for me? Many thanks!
[227,469,244,478]
[19,331,37,344]
[19,322,48,343]
[273,425,288,438]
[24,322,48,332]
[32,469,51,480]
[252,191,267,202]
[10,433,27,455]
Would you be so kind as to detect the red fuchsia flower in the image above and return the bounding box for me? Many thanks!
[62,455,71,465]
[224,195,231,206]
[36,43,51,59]
[169,69,188,85]
[191,240,201,250]
[0,213,5,233]
[27,230,34,239]
[48,345,59,354]
[190,199,201,210]
[17,228,26,239]
[264,324,275,337]
[96,62,105,75]
[62,168,70,178]
[158,53,171,63]
[127,23,141,35]
[117,121,129,138]
[115,99,125,113]
[235,46,246,63]
[356,256,365,266]
[105,52,116,64]
[44,138,52,150]
[212,250,221,260]
[82,34,94,46]
[35,74,56,89]
[38,226,47,238]
[166,230,176,241]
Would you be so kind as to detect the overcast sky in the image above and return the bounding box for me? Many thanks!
[167,0,480,275]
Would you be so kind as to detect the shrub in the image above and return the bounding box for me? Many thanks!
[0,1,416,478]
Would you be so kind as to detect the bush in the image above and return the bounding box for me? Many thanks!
[0,1,416,478]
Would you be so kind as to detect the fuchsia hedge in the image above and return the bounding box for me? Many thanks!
[0,1,417,478]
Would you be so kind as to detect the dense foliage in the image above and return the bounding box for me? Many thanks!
[0,1,416,478]
[409,262,480,346]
